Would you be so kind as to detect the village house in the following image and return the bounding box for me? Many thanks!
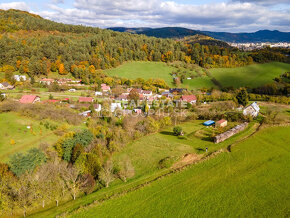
[117,93,128,101]
[94,104,102,112]
[243,102,260,117]
[19,95,40,104]
[161,91,173,98]
[78,97,94,103]
[180,95,197,104]
[215,119,228,128]
[13,75,27,82]
[0,82,14,90]
[169,88,187,94]
[95,91,103,96]
[141,90,152,97]
[101,84,110,92]
[40,78,55,85]
[111,102,122,112]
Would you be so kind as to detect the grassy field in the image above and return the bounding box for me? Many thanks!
[73,126,290,217]
[0,112,60,162]
[105,61,175,86]
[210,62,290,88]
[181,76,215,89]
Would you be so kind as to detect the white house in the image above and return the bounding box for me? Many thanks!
[141,90,153,97]
[95,91,103,96]
[14,75,27,82]
[243,102,260,117]
[111,103,122,112]
[94,104,102,112]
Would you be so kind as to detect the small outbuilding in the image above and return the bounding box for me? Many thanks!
[203,120,215,126]
[216,119,227,128]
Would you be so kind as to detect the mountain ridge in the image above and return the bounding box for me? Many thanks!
[108,27,290,43]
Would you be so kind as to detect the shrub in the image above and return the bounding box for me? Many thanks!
[173,126,183,136]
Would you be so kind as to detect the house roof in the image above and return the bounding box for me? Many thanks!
[101,85,110,90]
[1,82,11,87]
[181,95,197,102]
[251,102,260,111]
[203,120,215,126]
[217,119,227,124]
[19,95,39,104]
[141,90,152,94]
[79,97,93,102]
[41,78,54,82]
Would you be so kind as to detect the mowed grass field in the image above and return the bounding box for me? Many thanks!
[0,112,59,162]
[73,126,290,217]
[210,62,290,88]
[105,61,175,86]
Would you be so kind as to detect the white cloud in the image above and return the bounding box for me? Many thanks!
[0,2,29,11]
[32,0,290,32]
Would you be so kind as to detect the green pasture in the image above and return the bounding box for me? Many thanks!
[209,62,290,88]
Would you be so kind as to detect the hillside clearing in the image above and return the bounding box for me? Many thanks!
[105,61,174,86]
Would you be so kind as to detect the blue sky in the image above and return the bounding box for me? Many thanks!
[0,0,289,32]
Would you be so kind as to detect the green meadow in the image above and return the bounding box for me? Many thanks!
[210,62,290,88]
[0,112,59,162]
[105,61,175,86]
[73,126,290,217]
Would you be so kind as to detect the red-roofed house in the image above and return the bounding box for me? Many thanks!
[101,84,110,92]
[19,95,40,104]
[180,95,197,104]
[216,119,227,128]
[79,97,94,103]
[40,78,55,85]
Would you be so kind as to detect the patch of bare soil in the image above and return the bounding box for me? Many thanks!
[172,153,202,169]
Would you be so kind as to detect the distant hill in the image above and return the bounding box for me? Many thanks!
[203,30,290,43]
[108,27,205,39]
[108,27,290,43]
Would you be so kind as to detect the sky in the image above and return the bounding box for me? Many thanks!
[0,0,289,32]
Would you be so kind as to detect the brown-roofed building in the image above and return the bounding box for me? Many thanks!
[0,82,14,90]
[180,95,197,104]
[216,119,227,128]
[19,95,40,104]
[79,97,94,103]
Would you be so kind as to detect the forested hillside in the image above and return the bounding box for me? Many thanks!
[0,10,288,84]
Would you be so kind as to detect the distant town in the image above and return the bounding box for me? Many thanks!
[229,42,290,51]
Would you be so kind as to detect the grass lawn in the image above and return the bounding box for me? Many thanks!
[210,62,290,88]
[0,112,60,162]
[181,76,215,89]
[73,125,290,217]
[105,61,175,86]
